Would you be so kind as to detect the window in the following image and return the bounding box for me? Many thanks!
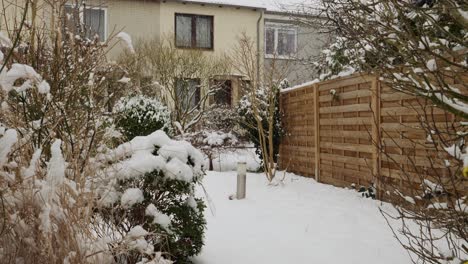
[213,80,232,107]
[265,22,297,58]
[64,5,107,41]
[175,79,201,110]
[175,13,213,49]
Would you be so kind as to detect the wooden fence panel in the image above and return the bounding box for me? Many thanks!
[315,75,377,188]
[278,73,466,195]
[279,85,316,177]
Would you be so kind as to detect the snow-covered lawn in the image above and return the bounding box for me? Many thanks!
[194,171,411,264]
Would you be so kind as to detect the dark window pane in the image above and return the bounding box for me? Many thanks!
[213,80,232,106]
[63,6,81,36]
[265,27,275,55]
[176,15,192,47]
[196,16,212,49]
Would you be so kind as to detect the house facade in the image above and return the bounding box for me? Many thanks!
[1,0,328,107]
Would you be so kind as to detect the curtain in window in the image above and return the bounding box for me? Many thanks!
[277,29,296,56]
[196,16,212,48]
[176,15,192,47]
[63,6,80,35]
[265,27,275,55]
[84,8,105,40]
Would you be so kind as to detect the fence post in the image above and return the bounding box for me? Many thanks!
[371,76,382,199]
[314,84,320,182]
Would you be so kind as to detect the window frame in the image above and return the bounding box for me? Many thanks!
[174,13,214,50]
[64,4,108,41]
[264,22,298,60]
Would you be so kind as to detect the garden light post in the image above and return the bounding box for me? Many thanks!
[237,161,247,199]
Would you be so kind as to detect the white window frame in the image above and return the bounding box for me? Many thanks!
[265,22,298,60]
[65,4,108,41]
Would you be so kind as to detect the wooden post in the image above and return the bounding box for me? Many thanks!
[237,162,247,199]
[314,84,320,182]
[371,77,382,199]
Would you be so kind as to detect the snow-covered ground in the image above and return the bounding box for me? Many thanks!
[194,171,412,264]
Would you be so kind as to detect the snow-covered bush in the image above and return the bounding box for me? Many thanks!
[0,3,178,263]
[0,123,118,263]
[95,131,206,263]
[200,106,242,133]
[114,95,173,140]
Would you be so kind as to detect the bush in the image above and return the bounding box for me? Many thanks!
[236,85,283,164]
[97,131,207,264]
[114,95,173,140]
[200,106,241,133]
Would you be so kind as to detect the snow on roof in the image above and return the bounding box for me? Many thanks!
[178,0,322,13]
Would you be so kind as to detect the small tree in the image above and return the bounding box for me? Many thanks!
[231,34,289,182]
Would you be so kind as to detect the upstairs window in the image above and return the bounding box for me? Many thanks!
[64,5,107,41]
[265,22,297,58]
[175,13,213,49]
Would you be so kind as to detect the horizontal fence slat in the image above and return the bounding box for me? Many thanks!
[320,117,373,126]
[319,103,371,114]
[320,142,374,153]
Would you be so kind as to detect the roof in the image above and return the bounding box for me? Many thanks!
[177,0,322,13]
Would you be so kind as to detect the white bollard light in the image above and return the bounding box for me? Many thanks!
[237,161,247,199]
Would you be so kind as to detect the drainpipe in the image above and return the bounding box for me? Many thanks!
[256,10,263,86]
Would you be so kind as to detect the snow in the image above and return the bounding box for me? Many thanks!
[457,5,468,20]
[46,140,66,187]
[116,32,135,54]
[38,80,50,94]
[0,128,17,166]
[0,63,42,92]
[145,204,171,229]
[127,225,149,238]
[117,76,131,83]
[126,226,154,255]
[158,144,190,164]
[426,59,437,71]
[280,78,319,93]
[164,158,194,181]
[181,0,322,13]
[193,171,413,264]
[203,131,237,146]
[423,179,443,193]
[112,152,166,179]
[38,204,52,233]
[0,31,12,47]
[22,149,42,178]
[121,188,144,207]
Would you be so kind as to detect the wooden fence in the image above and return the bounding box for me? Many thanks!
[279,73,466,195]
